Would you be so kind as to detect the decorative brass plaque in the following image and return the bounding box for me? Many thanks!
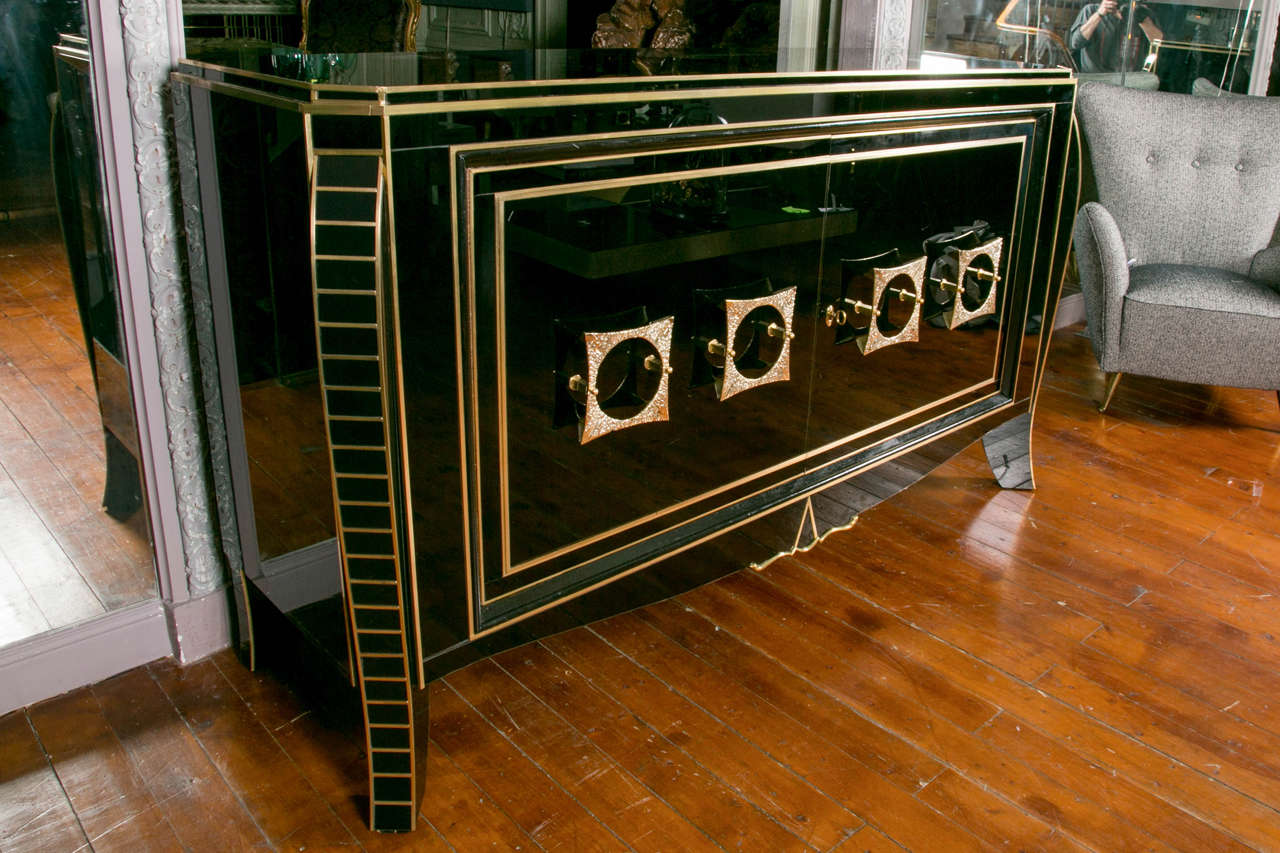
[859,255,926,355]
[717,285,797,401]
[946,236,1003,329]
[577,316,675,444]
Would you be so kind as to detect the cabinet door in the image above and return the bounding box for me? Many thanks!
[455,125,834,632]
[805,115,1046,482]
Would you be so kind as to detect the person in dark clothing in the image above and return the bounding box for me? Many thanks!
[1067,0,1163,72]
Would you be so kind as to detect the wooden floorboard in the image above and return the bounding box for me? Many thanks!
[7,325,1280,851]
[0,217,155,648]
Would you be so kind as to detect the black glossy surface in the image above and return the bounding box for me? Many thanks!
[178,59,1077,833]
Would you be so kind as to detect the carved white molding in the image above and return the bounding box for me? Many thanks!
[873,0,912,68]
[119,0,228,598]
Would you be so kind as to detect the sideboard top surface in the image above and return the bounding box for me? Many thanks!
[174,47,1074,114]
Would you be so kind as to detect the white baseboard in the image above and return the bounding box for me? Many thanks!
[0,601,170,714]
[165,588,235,665]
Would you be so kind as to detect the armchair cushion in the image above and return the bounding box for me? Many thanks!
[1117,264,1280,389]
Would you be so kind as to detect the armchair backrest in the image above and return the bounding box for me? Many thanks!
[1076,81,1280,274]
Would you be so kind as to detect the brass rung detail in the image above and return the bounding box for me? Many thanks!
[323,384,384,392]
[329,444,388,452]
[370,748,413,754]
[316,185,379,194]
[329,415,385,423]
[337,473,390,481]
[371,723,412,729]
[316,288,377,296]
[340,500,393,508]
[352,604,402,612]
[365,699,406,705]
[322,356,380,364]
[342,525,395,533]
[315,220,377,227]
[363,675,410,682]
[356,629,403,635]
[317,321,379,329]
[351,578,398,585]
[315,254,378,262]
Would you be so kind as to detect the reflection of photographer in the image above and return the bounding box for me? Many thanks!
[1068,0,1164,72]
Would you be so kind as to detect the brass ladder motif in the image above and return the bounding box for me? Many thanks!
[309,145,417,833]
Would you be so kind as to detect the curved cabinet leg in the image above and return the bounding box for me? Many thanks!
[982,412,1034,490]
[102,429,143,520]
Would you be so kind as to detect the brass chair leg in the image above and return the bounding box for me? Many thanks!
[1099,372,1123,413]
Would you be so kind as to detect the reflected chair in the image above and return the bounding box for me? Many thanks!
[301,0,422,52]
[1072,81,1280,412]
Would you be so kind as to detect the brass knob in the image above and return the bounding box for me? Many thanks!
[967,267,999,282]
[568,374,597,396]
[932,276,963,295]
[824,305,838,327]
[851,300,878,319]
[643,354,674,375]
[765,322,795,340]
[891,286,923,305]
[706,338,733,358]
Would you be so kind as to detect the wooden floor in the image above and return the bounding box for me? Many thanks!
[0,217,154,648]
[5,326,1280,851]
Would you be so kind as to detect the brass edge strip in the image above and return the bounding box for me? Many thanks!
[983,134,1034,386]
[1022,108,1084,494]
[337,473,391,481]
[170,73,306,113]
[317,220,379,228]
[317,290,379,297]
[318,186,381,194]
[485,128,1024,583]
[318,321,379,328]
[316,254,377,261]
[308,65,1071,97]
[495,197,512,580]
[458,162,480,640]
[382,109,426,690]
[325,385,384,392]
[453,103,1059,163]
[177,70,1072,118]
[471,394,1017,639]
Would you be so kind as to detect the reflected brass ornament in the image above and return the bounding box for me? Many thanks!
[858,256,926,355]
[571,315,675,444]
[943,236,1003,329]
[716,286,798,401]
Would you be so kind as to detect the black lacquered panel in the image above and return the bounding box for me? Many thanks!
[457,113,1046,630]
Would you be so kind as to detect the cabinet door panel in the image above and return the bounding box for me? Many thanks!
[805,118,1041,475]
[459,129,832,629]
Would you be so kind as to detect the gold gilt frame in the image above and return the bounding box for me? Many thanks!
[577,316,675,444]
[715,286,798,401]
[946,236,1004,329]
[300,0,422,52]
[859,256,926,356]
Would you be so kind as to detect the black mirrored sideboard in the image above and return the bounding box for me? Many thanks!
[173,50,1078,832]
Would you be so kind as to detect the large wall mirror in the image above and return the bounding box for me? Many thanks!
[0,3,157,653]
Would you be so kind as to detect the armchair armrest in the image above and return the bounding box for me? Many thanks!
[1249,245,1280,293]
[1072,201,1130,370]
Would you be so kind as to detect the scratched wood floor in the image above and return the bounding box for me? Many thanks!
[5,322,1280,851]
[0,217,154,649]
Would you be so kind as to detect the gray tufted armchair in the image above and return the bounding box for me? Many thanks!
[1072,81,1280,412]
